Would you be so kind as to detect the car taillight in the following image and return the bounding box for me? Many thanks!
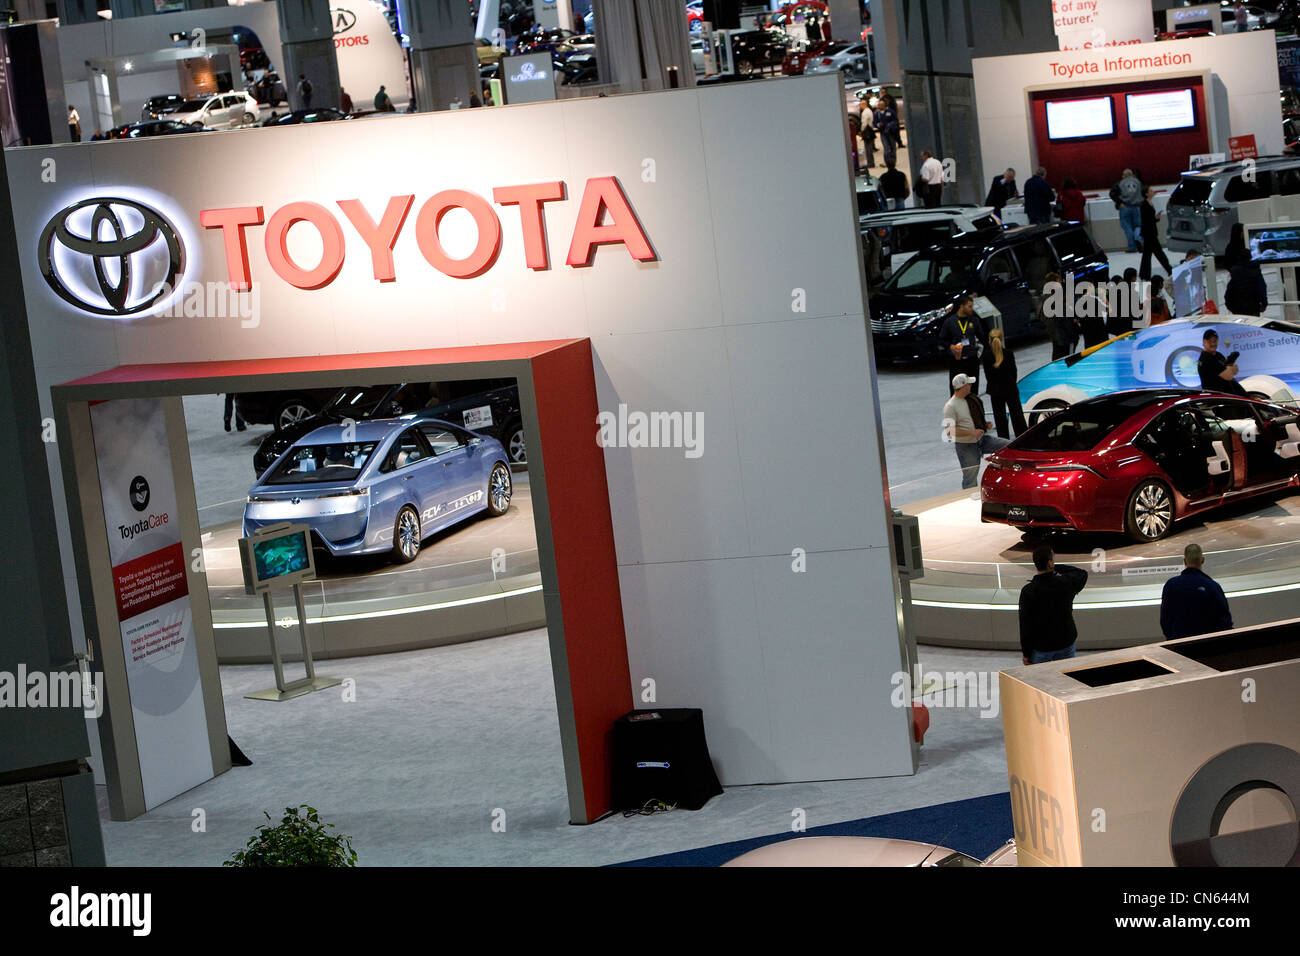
[821,58,833,65]
[876,228,887,236]
[1035,463,1103,477]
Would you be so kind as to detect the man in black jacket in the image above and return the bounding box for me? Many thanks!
[939,295,986,394]
[1160,543,1232,640]
[1018,544,1088,664]
[984,168,1017,217]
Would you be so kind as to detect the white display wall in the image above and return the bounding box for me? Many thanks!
[972,31,1284,187]
[8,75,915,785]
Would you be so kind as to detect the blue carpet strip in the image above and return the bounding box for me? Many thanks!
[610,792,1013,867]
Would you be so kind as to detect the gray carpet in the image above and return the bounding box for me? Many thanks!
[97,631,1019,866]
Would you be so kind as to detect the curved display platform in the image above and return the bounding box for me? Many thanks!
[202,482,545,663]
[906,489,1300,650]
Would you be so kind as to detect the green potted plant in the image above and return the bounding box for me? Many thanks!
[225,805,357,867]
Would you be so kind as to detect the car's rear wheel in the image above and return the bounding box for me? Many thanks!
[242,112,256,126]
[392,506,421,563]
[1125,478,1174,542]
[737,59,754,75]
[1027,399,1069,427]
[503,423,526,465]
[1166,346,1202,387]
[275,398,315,431]
[487,463,512,516]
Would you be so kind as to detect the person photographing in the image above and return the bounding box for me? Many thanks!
[1018,544,1088,664]
[1197,328,1247,396]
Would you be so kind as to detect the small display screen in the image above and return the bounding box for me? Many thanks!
[1172,255,1205,316]
[1249,227,1300,263]
[1045,97,1114,140]
[253,531,311,583]
[1126,89,1196,133]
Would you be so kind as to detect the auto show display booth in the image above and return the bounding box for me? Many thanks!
[8,75,917,824]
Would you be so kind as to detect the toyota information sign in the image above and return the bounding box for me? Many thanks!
[502,52,556,105]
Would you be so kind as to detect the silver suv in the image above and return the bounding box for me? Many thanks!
[1166,155,1300,256]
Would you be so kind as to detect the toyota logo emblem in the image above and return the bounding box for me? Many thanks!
[38,197,184,316]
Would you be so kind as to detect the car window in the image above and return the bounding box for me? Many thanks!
[417,424,466,455]
[1049,228,1096,264]
[266,441,378,483]
[1198,398,1261,436]
[884,248,976,292]
[1224,172,1273,202]
[388,429,432,470]
[981,249,1019,285]
[1277,167,1300,196]
[1019,403,1135,451]
[1168,178,1213,206]
[1013,237,1056,289]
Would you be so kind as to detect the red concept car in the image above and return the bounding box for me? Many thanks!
[981,390,1300,542]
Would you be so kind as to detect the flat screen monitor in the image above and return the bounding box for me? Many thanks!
[1247,223,1300,263]
[1045,97,1115,140]
[1171,255,1205,317]
[1126,89,1196,133]
[239,523,316,594]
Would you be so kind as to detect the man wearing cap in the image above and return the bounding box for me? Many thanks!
[1160,543,1233,640]
[943,373,1009,489]
[1197,328,1247,396]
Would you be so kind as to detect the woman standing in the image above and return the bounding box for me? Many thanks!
[1059,177,1086,223]
[982,328,1027,439]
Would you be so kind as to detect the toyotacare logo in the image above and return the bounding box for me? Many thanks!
[511,61,549,83]
[38,197,184,316]
[129,475,150,512]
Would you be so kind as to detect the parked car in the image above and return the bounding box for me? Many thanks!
[240,47,271,72]
[728,30,790,74]
[414,380,526,466]
[756,0,829,33]
[261,108,350,126]
[981,389,1300,542]
[1017,317,1300,425]
[781,39,831,75]
[251,383,437,476]
[1166,156,1300,256]
[236,388,346,431]
[514,27,578,55]
[854,173,889,217]
[691,35,715,75]
[860,204,1003,266]
[803,40,872,80]
[559,54,599,86]
[243,418,512,562]
[869,223,1108,362]
[108,120,209,139]
[169,91,260,129]
[140,94,184,122]
[476,36,506,65]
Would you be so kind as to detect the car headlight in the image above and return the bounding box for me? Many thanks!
[913,308,947,328]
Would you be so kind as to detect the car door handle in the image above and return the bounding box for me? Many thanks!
[403,474,414,481]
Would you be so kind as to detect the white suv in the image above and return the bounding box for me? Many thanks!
[169,91,260,129]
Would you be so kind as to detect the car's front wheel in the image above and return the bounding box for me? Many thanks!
[1125,478,1175,542]
[487,463,512,516]
[392,506,421,563]
[275,398,315,431]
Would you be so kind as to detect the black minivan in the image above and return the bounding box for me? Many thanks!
[867,222,1108,362]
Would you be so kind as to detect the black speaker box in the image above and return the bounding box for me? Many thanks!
[611,708,723,812]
